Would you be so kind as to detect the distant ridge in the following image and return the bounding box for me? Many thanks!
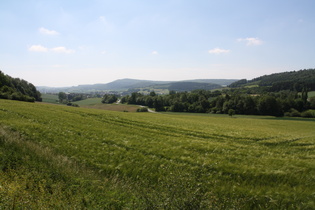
[37,78,238,93]
[229,68,315,91]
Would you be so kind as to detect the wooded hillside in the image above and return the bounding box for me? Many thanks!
[0,70,41,102]
[229,69,315,91]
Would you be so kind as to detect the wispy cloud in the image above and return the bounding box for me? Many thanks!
[99,16,107,23]
[237,37,263,46]
[51,47,75,53]
[28,45,49,52]
[208,48,230,54]
[28,45,74,53]
[98,16,113,31]
[151,50,159,55]
[39,27,59,35]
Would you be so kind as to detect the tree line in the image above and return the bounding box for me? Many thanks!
[120,89,315,117]
[0,71,41,102]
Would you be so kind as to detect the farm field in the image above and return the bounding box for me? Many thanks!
[0,99,315,208]
[75,98,141,112]
[83,103,141,112]
[40,95,141,112]
[41,94,59,104]
[73,97,102,106]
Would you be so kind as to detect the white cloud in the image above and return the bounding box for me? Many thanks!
[237,37,263,46]
[51,47,75,53]
[208,48,230,54]
[151,50,159,55]
[28,45,48,52]
[29,45,74,53]
[39,27,59,35]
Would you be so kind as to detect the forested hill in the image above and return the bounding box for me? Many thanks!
[0,71,41,102]
[167,82,221,92]
[229,69,315,91]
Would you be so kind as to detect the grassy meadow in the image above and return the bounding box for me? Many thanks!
[74,97,140,112]
[73,97,102,106]
[41,94,60,104]
[0,99,315,209]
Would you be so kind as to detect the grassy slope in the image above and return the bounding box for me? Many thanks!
[0,99,315,208]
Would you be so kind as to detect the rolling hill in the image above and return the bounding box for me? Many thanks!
[37,78,237,93]
[229,68,315,91]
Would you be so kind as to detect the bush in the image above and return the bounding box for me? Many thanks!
[67,102,79,107]
[0,92,10,99]
[301,110,315,118]
[228,109,235,117]
[284,108,301,117]
[137,107,148,112]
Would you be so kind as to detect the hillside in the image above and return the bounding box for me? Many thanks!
[140,81,222,92]
[1,100,314,208]
[37,78,237,93]
[229,68,315,91]
[167,82,221,91]
[0,70,41,102]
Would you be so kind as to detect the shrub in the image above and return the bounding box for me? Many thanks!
[67,102,79,107]
[228,109,235,117]
[137,107,148,112]
[284,108,301,117]
[301,110,315,118]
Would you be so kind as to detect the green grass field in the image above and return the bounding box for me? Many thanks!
[41,94,60,104]
[41,96,141,112]
[74,98,140,112]
[0,99,314,208]
[83,103,141,112]
[73,97,102,106]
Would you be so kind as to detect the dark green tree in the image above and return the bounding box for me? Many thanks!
[257,95,282,116]
[58,92,67,103]
[228,109,235,117]
[309,96,315,109]
[102,94,118,104]
[149,91,156,97]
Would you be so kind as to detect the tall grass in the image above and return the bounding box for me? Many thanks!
[0,99,314,208]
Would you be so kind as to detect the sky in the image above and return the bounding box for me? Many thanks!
[1,0,315,87]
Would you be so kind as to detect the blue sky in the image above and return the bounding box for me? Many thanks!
[1,0,315,87]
